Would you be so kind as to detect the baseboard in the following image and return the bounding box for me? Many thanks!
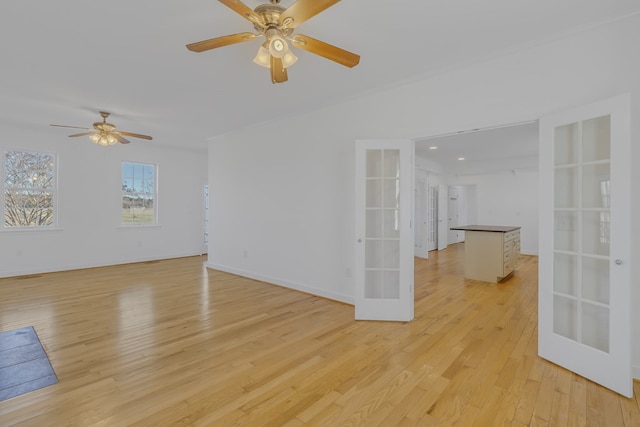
[0,252,206,279]
[634,365,640,381]
[206,262,354,306]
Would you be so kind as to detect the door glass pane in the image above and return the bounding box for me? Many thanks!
[554,166,578,208]
[555,123,579,165]
[582,257,609,304]
[365,270,382,298]
[365,240,382,268]
[582,164,610,208]
[553,295,577,340]
[383,179,400,208]
[366,179,383,207]
[582,116,610,162]
[383,150,400,177]
[383,271,400,299]
[582,211,610,256]
[383,210,400,238]
[554,212,578,252]
[582,303,609,352]
[554,253,578,296]
[366,150,383,176]
[383,240,400,269]
[366,210,383,238]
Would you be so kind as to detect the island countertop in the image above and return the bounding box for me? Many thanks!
[450,225,521,233]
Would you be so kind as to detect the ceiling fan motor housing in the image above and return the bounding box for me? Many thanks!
[253,4,293,36]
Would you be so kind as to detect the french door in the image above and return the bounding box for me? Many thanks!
[538,94,632,397]
[355,139,414,321]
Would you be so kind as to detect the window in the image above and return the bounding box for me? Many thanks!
[3,150,57,228]
[121,162,157,225]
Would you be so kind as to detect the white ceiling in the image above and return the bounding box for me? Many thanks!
[2,1,639,151]
[416,122,539,176]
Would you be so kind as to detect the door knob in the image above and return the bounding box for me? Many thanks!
[615,259,623,265]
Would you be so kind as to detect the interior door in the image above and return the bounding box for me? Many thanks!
[427,184,437,251]
[437,185,448,250]
[355,139,414,321]
[538,94,632,397]
[414,176,428,259]
[447,187,459,244]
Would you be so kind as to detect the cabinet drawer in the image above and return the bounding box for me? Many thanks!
[504,230,520,242]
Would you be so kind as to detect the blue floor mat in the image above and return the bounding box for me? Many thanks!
[0,326,58,401]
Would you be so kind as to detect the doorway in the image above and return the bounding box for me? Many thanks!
[414,122,538,255]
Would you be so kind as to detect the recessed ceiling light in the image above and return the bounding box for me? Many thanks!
[429,146,438,150]
[458,157,465,161]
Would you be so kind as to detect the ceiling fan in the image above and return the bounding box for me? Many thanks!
[186,0,360,84]
[50,111,153,146]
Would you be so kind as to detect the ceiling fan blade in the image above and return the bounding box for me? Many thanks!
[113,134,131,144]
[291,34,360,68]
[118,131,153,140]
[68,132,97,138]
[279,0,340,29]
[186,32,257,52]
[218,0,264,27]
[270,56,288,84]
[50,124,91,130]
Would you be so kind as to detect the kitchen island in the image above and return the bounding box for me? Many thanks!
[450,225,521,283]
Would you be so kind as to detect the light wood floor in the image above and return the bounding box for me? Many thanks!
[0,244,638,426]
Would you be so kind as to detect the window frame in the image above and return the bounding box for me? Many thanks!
[121,161,158,226]
[2,148,58,231]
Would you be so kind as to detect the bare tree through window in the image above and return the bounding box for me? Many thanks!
[4,150,56,227]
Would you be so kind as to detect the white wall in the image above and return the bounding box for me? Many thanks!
[0,127,207,277]
[450,169,539,255]
[208,14,640,376]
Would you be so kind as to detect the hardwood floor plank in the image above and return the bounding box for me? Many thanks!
[0,247,638,426]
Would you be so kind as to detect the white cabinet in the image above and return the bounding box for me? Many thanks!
[503,229,521,278]
[451,225,521,283]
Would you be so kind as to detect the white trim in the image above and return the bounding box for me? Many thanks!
[0,252,204,279]
[521,251,539,256]
[115,224,162,229]
[634,365,640,381]
[0,227,64,233]
[206,262,353,305]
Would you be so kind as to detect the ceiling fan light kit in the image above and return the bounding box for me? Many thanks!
[281,50,298,68]
[186,0,360,84]
[253,44,271,67]
[90,133,119,146]
[268,35,288,58]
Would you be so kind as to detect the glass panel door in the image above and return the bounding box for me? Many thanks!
[539,94,631,397]
[355,139,414,321]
